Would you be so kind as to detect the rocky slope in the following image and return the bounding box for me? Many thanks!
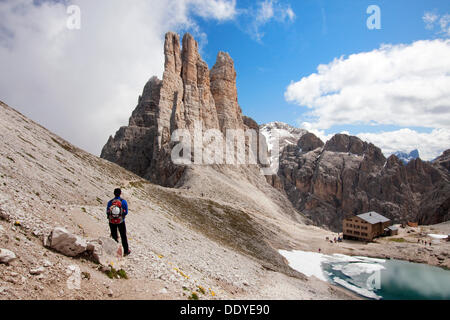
[101,32,252,188]
[1,89,448,301]
[1,100,362,300]
[266,124,450,231]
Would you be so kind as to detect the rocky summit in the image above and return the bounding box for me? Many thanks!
[266,124,450,231]
[101,32,251,187]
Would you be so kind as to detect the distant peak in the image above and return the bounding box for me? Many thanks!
[393,149,420,164]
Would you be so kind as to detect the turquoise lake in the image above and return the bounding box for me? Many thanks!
[279,250,450,300]
[323,257,450,300]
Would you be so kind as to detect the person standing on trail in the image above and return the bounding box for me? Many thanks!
[106,188,131,256]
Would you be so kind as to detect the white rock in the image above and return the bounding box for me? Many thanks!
[43,259,52,267]
[47,227,87,257]
[30,266,45,275]
[0,248,17,264]
[159,288,168,294]
[87,237,122,266]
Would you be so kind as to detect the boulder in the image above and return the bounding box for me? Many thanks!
[0,248,17,264]
[30,266,45,275]
[0,208,10,221]
[46,227,87,257]
[87,236,122,266]
[43,259,53,267]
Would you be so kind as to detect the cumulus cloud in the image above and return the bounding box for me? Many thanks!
[0,0,237,155]
[357,129,450,161]
[189,0,237,21]
[286,39,450,131]
[287,39,450,160]
[296,126,450,161]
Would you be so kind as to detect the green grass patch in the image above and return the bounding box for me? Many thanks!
[117,269,128,279]
[197,286,206,295]
[81,207,87,213]
[188,292,199,300]
[104,267,128,279]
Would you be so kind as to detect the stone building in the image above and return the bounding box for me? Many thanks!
[343,212,391,242]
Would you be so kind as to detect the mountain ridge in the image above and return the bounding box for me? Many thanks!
[264,122,450,230]
[2,99,360,299]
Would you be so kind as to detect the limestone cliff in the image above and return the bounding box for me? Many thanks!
[267,124,450,231]
[101,32,248,187]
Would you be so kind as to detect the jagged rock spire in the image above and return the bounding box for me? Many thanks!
[210,51,244,132]
[101,31,250,186]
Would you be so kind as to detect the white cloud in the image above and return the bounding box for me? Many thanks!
[249,0,296,41]
[423,12,439,30]
[357,128,450,161]
[423,11,450,37]
[439,14,450,37]
[295,125,450,161]
[287,39,450,160]
[286,39,450,131]
[180,0,237,22]
[0,0,237,155]
[257,0,275,23]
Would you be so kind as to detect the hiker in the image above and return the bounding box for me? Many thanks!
[106,188,131,256]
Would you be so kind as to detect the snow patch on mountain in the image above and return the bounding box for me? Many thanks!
[260,122,308,165]
[393,149,420,164]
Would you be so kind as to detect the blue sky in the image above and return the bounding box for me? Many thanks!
[193,0,449,134]
[0,0,449,159]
